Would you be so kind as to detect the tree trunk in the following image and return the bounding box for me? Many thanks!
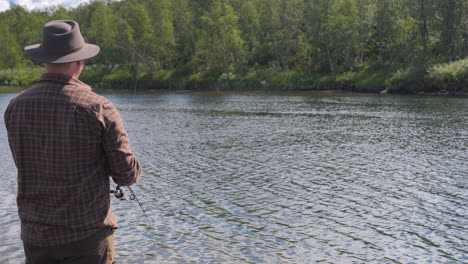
[442,0,456,62]
[462,1,468,59]
[419,0,428,62]
[326,43,335,72]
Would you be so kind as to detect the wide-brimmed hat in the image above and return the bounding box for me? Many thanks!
[24,20,100,64]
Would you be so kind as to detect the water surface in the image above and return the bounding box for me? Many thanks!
[1,92,467,263]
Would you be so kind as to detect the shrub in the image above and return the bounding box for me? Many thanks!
[427,59,468,92]
[80,71,106,88]
[335,72,357,90]
[137,70,178,90]
[3,60,467,94]
[100,71,134,90]
[386,67,426,93]
[0,66,43,87]
[316,74,337,90]
[354,66,394,92]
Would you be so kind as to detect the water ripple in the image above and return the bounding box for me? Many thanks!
[1,93,467,263]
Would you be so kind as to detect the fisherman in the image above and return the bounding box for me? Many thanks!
[4,20,141,264]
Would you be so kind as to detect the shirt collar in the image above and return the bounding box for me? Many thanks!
[39,73,92,91]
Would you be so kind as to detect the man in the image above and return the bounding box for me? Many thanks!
[4,20,141,264]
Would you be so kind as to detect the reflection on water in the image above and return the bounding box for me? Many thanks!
[1,92,467,263]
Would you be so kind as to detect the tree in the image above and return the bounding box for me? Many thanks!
[304,0,333,72]
[254,0,310,71]
[85,1,119,69]
[368,0,403,64]
[436,0,466,62]
[236,0,260,68]
[194,1,246,73]
[0,22,23,68]
[50,6,73,20]
[276,0,310,71]
[326,0,360,71]
[6,6,46,48]
[0,0,466,78]
[144,0,177,69]
[116,0,154,71]
[170,0,197,71]
[418,0,429,59]
[462,0,468,58]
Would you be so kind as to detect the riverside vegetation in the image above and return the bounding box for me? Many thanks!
[0,0,467,94]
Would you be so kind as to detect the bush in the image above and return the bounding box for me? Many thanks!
[354,65,396,92]
[0,66,43,87]
[427,59,468,92]
[3,60,468,94]
[186,72,219,90]
[80,71,106,88]
[316,74,337,90]
[335,72,357,90]
[385,67,426,93]
[100,71,134,90]
[136,70,177,90]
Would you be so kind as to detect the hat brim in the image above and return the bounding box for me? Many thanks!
[24,43,100,64]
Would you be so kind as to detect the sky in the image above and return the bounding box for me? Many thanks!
[0,0,92,12]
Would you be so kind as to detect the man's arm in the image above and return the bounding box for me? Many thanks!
[100,101,141,186]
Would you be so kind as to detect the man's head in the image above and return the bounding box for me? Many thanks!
[24,20,99,71]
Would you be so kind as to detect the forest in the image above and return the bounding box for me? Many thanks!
[0,0,467,94]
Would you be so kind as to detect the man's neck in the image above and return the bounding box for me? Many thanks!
[46,61,83,79]
[46,70,75,78]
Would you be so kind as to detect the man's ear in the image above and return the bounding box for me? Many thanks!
[72,60,85,79]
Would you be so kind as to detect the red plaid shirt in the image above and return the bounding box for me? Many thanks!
[4,73,141,246]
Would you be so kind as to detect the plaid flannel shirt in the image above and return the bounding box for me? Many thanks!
[4,73,141,246]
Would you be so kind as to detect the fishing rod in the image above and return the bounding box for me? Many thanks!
[110,185,151,224]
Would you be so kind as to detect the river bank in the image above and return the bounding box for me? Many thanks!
[1,59,467,96]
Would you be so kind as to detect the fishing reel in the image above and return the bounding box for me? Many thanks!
[110,185,125,200]
[110,185,136,200]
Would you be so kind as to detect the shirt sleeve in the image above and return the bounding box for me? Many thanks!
[100,101,141,186]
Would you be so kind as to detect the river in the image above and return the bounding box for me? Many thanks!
[0,91,467,264]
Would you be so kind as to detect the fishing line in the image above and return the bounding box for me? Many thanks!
[111,185,152,224]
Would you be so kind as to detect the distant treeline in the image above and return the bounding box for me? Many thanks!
[0,0,467,93]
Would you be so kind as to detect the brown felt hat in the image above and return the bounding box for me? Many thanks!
[24,20,100,64]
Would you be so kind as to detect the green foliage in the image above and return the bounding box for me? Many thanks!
[0,0,467,94]
[84,2,120,66]
[195,1,246,73]
[79,64,112,88]
[326,0,360,71]
[0,67,43,87]
[354,66,394,92]
[386,67,426,93]
[145,0,176,69]
[335,72,358,90]
[138,70,175,90]
[0,23,23,68]
[101,71,133,90]
[427,59,468,92]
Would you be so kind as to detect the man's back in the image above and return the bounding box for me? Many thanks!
[5,73,141,247]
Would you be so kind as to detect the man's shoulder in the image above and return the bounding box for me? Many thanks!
[70,88,114,113]
[6,85,39,107]
[6,79,115,114]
